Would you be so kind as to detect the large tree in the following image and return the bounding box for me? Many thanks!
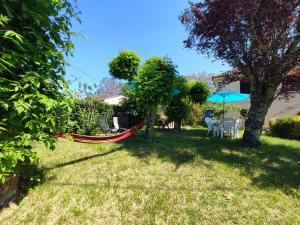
[0,0,79,182]
[180,0,300,145]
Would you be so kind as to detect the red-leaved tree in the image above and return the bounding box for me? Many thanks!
[180,0,300,146]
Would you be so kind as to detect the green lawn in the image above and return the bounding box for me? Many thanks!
[0,127,300,224]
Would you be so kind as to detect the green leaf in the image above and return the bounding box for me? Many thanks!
[0,0,80,182]
[4,30,23,42]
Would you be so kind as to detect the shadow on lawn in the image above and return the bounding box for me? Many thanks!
[1,148,119,210]
[119,128,300,195]
[47,148,118,171]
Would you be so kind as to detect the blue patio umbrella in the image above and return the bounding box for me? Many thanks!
[207,91,250,119]
[172,88,181,96]
[127,81,136,89]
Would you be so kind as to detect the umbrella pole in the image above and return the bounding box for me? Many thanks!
[223,96,225,121]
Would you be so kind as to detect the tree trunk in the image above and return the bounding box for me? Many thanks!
[242,85,278,146]
[174,120,182,132]
[146,107,157,143]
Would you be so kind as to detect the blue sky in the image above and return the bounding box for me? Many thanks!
[66,0,230,88]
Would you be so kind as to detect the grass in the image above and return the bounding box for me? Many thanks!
[0,127,300,224]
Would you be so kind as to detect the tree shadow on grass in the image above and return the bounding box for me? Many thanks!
[1,148,119,210]
[46,148,119,171]
[119,128,300,195]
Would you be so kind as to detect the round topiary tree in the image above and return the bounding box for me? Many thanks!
[109,50,141,81]
[188,81,210,104]
[134,56,177,142]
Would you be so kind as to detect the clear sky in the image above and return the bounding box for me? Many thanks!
[66,0,230,88]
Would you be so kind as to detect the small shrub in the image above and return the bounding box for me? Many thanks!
[292,116,300,138]
[165,98,190,124]
[188,81,210,104]
[184,103,202,126]
[269,116,300,140]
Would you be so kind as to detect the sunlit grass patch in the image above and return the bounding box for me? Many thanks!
[0,127,299,224]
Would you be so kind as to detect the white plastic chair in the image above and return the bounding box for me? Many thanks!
[213,121,222,137]
[113,117,127,131]
[221,119,235,139]
[99,116,118,134]
[233,118,242,138]
[205,117,214,135]
[205,117,220,137]
[113,117,120,130]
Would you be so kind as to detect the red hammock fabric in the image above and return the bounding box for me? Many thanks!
[60,122,144,144]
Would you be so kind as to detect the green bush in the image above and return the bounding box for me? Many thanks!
[188,81,210,104]
[71,98,113,135]
[166,98,190,122]
[0,0,78,183]
[120,100,144,126]
[269,116,300,140]
[184,103,202,126]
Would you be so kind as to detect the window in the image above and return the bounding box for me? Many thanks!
[240,80,251,94]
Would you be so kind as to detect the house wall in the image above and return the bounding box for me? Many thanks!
[103,95,126,106]
[221,81,300,128]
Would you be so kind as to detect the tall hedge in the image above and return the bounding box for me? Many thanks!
[71,98,114,135]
